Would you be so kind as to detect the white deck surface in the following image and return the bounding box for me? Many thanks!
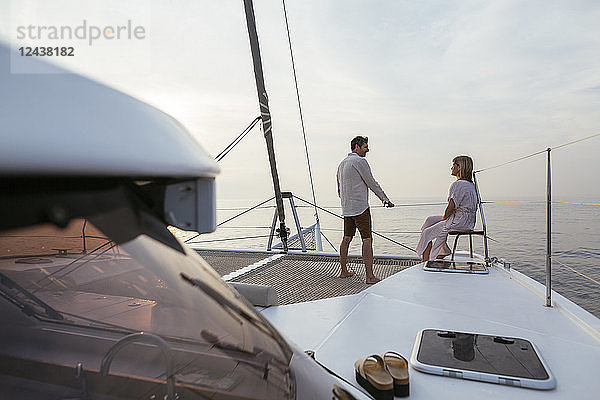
[262,261,600,399]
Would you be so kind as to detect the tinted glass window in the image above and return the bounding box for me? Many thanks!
[0,219,293,399]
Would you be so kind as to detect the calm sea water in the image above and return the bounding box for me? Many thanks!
[184,198,600,318]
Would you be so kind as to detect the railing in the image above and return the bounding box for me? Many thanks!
[472,172,489,262]
[474,133,600,307]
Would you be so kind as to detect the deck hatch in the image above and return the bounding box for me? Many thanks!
[411,329,556,390]
[423,260,488,274]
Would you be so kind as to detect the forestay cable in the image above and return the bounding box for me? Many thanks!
[282,0,320,222]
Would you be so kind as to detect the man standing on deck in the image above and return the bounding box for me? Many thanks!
[337,136,394,284]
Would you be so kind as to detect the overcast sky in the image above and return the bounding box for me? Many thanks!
[2,0,600,205]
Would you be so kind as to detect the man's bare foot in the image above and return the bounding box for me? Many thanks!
[340,271,356,278]
[365,276,381,284]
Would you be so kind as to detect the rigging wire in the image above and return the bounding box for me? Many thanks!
[184,197,275,243]
[553,258,600,288]
[372,231,417,253]
[554,201,600,206]
[476,231,600,286]
[319,230,338,252]
[475,132,600,173]
[320,228,422,234]
[294,195,417,253]
[215,116,261,162]
[472,235,549,275]
[217,197,276,227]
[293,202,449,209]
[475,149,548,174]
[290,200,600,209]
[550,132,600,151]
[281,0,320,224]
[216,226,274,229]
[186,234,272,245]
[216,205,275,211]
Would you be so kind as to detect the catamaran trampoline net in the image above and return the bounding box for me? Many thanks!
[195,251,269,277]
[195,250,418,305]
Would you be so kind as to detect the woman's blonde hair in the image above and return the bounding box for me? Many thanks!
[453,155,473,182]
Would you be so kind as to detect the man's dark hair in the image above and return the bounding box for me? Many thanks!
[350,136,368,150]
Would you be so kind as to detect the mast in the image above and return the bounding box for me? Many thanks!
[242,0,289,251]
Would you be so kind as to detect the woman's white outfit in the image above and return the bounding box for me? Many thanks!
[416,180,478,260]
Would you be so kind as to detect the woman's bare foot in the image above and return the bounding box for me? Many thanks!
[340,270,356,278]
[365,276,381,284]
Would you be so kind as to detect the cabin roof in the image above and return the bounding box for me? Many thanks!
[0,43,219,179]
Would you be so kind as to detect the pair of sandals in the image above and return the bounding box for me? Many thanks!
[354,352,409,399]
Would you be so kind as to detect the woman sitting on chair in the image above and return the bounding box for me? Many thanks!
[416,155,478,261]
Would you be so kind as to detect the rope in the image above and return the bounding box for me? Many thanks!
[294,200,599,208]
[477,235,549,275]
[321,228,422,234]
[554,258,600,288]
[216,197,275,227]
[216,205,274,211]
[553,201,600,206]
[294,202,448,209]
[294,195,417,253]
[475,149,547,173]
[184,197,275,243]
[373,202,447,207]
[372,231,417,253]
[319,230,338,252]
[215,116,261,162]
[475,132,600,173]
[294,195,343,220]
[481,200,545,205]
[217,226,273,229]
[550,132,600,151]
[282,0,320,224]
[477,232,600,283]
[186,234,272,245]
